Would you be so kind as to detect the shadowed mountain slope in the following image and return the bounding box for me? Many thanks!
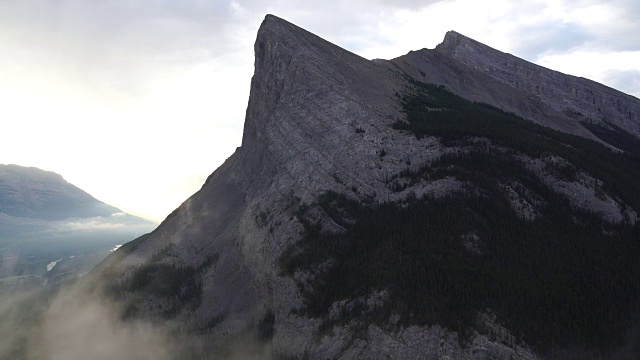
[436,31,640,137]
[390,30,640,142]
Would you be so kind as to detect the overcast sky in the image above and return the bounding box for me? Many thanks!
[1,0,639,222]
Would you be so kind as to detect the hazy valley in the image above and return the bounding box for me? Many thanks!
[0,164,154,291]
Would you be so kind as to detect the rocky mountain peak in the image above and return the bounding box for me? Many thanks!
[88,15,640,360]
[242,14,375,152]
[241,15,305,150]
[435,30,487,57]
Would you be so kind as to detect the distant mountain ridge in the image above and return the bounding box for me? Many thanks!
[0,164,119,220]
[0,164,155,292]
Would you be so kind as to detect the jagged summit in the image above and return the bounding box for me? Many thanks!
[434,30,518,69]
[243,14,391,151]
[435,30,480,53]
[435,30,520,63]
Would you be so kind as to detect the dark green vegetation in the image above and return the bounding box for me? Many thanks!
[103,243,212,319]
[393,81,640,212]
[280,80,640,355]
[581,120,640,162]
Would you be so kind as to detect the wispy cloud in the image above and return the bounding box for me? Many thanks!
[62,219,126,231]
[9,285,179,360]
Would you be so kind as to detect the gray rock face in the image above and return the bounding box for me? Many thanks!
[435,31,640,137]
[97,15,640,359]
[388,32,640,144]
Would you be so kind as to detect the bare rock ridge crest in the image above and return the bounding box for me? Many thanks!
[434,30,640,137]
[96,14,640,359]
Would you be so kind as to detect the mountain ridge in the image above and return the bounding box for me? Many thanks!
[434,30,640,137]
[0,164,120,220]
[90,15,640,359]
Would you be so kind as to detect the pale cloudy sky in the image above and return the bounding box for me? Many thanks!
[1,0,639,222]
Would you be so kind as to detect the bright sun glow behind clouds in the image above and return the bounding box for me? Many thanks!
[1,0,639,222]
[0,55,250,222]
[0,6,252,222]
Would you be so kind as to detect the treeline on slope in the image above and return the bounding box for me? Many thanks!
[100,243,218,320]
[581,120,640,165]
[279,80,640,356]
[393,80,640,212]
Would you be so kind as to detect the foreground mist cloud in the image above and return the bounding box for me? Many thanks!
[31,292,173,360]
[0,279,275,359]
[62,219,126,231]
[0,283,178,360]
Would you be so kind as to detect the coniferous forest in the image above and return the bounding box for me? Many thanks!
[280,80,640,356]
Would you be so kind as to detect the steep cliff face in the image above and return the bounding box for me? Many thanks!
[96,15,640,359]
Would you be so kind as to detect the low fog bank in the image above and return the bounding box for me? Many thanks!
[0,282,180,359]
[0,277,277,360]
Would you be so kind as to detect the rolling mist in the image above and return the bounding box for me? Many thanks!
[0,274,278,360]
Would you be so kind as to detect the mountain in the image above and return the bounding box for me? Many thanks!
[0,164,119,220]
[92,15,640,359]
[0,164,154,290]
[390,30,640,140]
